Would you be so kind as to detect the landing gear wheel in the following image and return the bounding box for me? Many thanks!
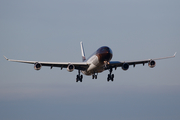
[76,75,79,82]
[95,75,97,79]
[80,75,83,82]
[111,74,114,81]
[92,75,95,79]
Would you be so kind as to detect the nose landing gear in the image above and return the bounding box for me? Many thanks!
[92,74,97,79]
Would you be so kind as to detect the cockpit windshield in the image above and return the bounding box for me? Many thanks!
[97,46,113,54]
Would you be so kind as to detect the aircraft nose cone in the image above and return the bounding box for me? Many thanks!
[96,46,113,63]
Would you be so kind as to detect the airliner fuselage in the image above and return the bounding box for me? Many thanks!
[82,46,113,75]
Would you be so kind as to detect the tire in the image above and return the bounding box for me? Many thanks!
[92,75,94,79]
[95,75,97,79]
[112,74,114,79]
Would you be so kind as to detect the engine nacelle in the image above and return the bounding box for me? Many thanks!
[122,63,129,71]
[34,62,42,70]
[148,60,156,68]
[67,64,75,72]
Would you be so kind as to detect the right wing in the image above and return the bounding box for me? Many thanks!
[106,52,176,69]
[3,56,89,70]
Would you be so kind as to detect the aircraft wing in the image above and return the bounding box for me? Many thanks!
[3,56,89,70]
[106,52,177,69]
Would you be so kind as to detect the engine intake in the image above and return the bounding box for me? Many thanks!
[122,63,129,71]
[34,62,42,70]
[67,64,75,72]
[148,60,156,68]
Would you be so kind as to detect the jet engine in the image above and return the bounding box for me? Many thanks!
[34,62,42,70]
[67,64,75,72]
[122,63,129,71]
[148,60,156,68]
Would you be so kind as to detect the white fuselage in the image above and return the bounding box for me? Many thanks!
[81,46,113,75]
[81,55,104,75]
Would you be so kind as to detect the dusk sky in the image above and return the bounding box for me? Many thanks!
[0,0,180,120]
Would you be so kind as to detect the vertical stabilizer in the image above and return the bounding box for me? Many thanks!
[80,42,86,62]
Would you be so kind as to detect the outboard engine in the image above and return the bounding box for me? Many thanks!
[148,60,156,68]
[67,64,75,72]
[122,63,129,71]
[34,62,42,70]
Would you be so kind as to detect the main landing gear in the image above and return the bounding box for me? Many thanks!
[107,68,114,82]
[76,70,83,82]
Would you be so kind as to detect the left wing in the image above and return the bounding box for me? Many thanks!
[3,56,89,70]
[106,52,176,69]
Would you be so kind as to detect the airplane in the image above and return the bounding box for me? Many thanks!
[4,42,176,82]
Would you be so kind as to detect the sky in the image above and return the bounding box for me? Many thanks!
[0,0,180,120]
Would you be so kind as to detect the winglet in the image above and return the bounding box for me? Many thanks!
[3,55,9,61]
[173,52,177,57]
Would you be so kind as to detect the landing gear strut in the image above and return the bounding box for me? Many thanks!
[107,68,114,82]
[76,70,83,82]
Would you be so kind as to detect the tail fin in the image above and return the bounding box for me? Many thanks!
[80,42,86,62]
